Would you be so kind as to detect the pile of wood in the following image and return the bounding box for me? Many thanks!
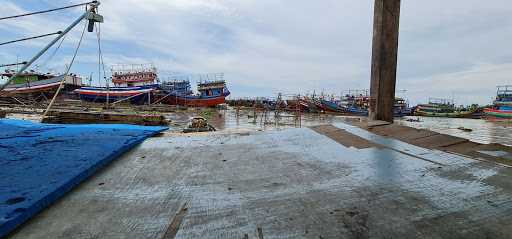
[42,110,168,126]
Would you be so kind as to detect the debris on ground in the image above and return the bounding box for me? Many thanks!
[457,126,473,132]
[183,117,216,133]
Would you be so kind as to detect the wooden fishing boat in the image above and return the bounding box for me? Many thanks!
[75,64,158,104]
[394,97,413,117]
[157,80,230,107]
[484,108,512,119]
[75,85,157,104]
[414,109,476,118]
[301,98,321,113]
[320,99,344,113]
[340,92,370,116]
[297,99,311,112]
[0,70,82,98]
[344,107,369,116]
[414,98,476,118]
[484,85,512,119]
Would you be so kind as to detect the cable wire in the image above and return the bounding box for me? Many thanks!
[0,1,97,21]
[43,20,88,116]
[0,31,63,46]
[0,62,27,68]
[38,32,68,70]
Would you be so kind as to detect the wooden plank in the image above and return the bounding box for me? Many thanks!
[161,203,189,239]
[369,0,401,122]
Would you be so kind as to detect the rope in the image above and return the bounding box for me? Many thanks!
[38,32,68,70]
[0,62,27,68]
[0,1,97,21]
[97,23,108,83]
[0,31,63,46]
[96,21,111,105]
[43,20,88,117]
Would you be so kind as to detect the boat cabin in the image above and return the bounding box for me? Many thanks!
[111,64,157,87]
[1,69,55,85]
[160,80,193,96]
[496,85,512,102]
[197,80,228,97]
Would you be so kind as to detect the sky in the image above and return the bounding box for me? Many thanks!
[1,0,511,105]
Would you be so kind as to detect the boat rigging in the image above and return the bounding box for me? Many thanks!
[0,1,104,92]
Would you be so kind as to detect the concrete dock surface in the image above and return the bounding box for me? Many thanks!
[9,122,512,239]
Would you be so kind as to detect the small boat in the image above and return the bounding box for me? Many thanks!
[406,117,422,122]
[484,85,512,119]
[414,98,476,118]
[457,127,473,132]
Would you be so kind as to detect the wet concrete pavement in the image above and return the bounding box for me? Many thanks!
[9,122,512,239]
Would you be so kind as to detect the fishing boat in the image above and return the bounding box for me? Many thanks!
[75,85,157,104]
[484,85,512,119]
[320,99,344,113]
[340,93,370,116]
[297,99,310,111]
[345,107,369,116]
[394,97,413,117]
[157,79,230,107]
[75,64,158,104]
[0,69,82,98]
[159,80,193,96]
[415,98,476,118]
[289,98,311,112]
[299,97,320,113]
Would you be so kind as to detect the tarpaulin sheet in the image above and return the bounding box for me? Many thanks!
[0,119,167,237]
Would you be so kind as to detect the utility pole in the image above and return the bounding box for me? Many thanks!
[369,0,401,122]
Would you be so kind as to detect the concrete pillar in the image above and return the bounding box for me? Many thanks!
[369,0,401,122]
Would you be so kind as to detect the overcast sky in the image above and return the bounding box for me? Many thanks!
[1,0,511,105]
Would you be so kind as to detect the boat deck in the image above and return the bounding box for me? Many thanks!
[8,122,512,239]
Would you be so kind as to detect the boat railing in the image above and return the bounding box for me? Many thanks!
[197,80,226,86]
[111,63,157,75]
[428,97,453,106]
[497,85,512,99]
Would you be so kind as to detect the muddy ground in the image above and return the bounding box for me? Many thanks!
[9,122,512,239]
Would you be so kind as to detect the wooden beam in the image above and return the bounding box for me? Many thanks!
[369,0,401,122]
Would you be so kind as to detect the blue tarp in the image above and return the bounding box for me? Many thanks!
[0,119,167,238]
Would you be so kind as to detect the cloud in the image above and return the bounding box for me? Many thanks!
[1,0,511,104]
[402,62,512,105]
